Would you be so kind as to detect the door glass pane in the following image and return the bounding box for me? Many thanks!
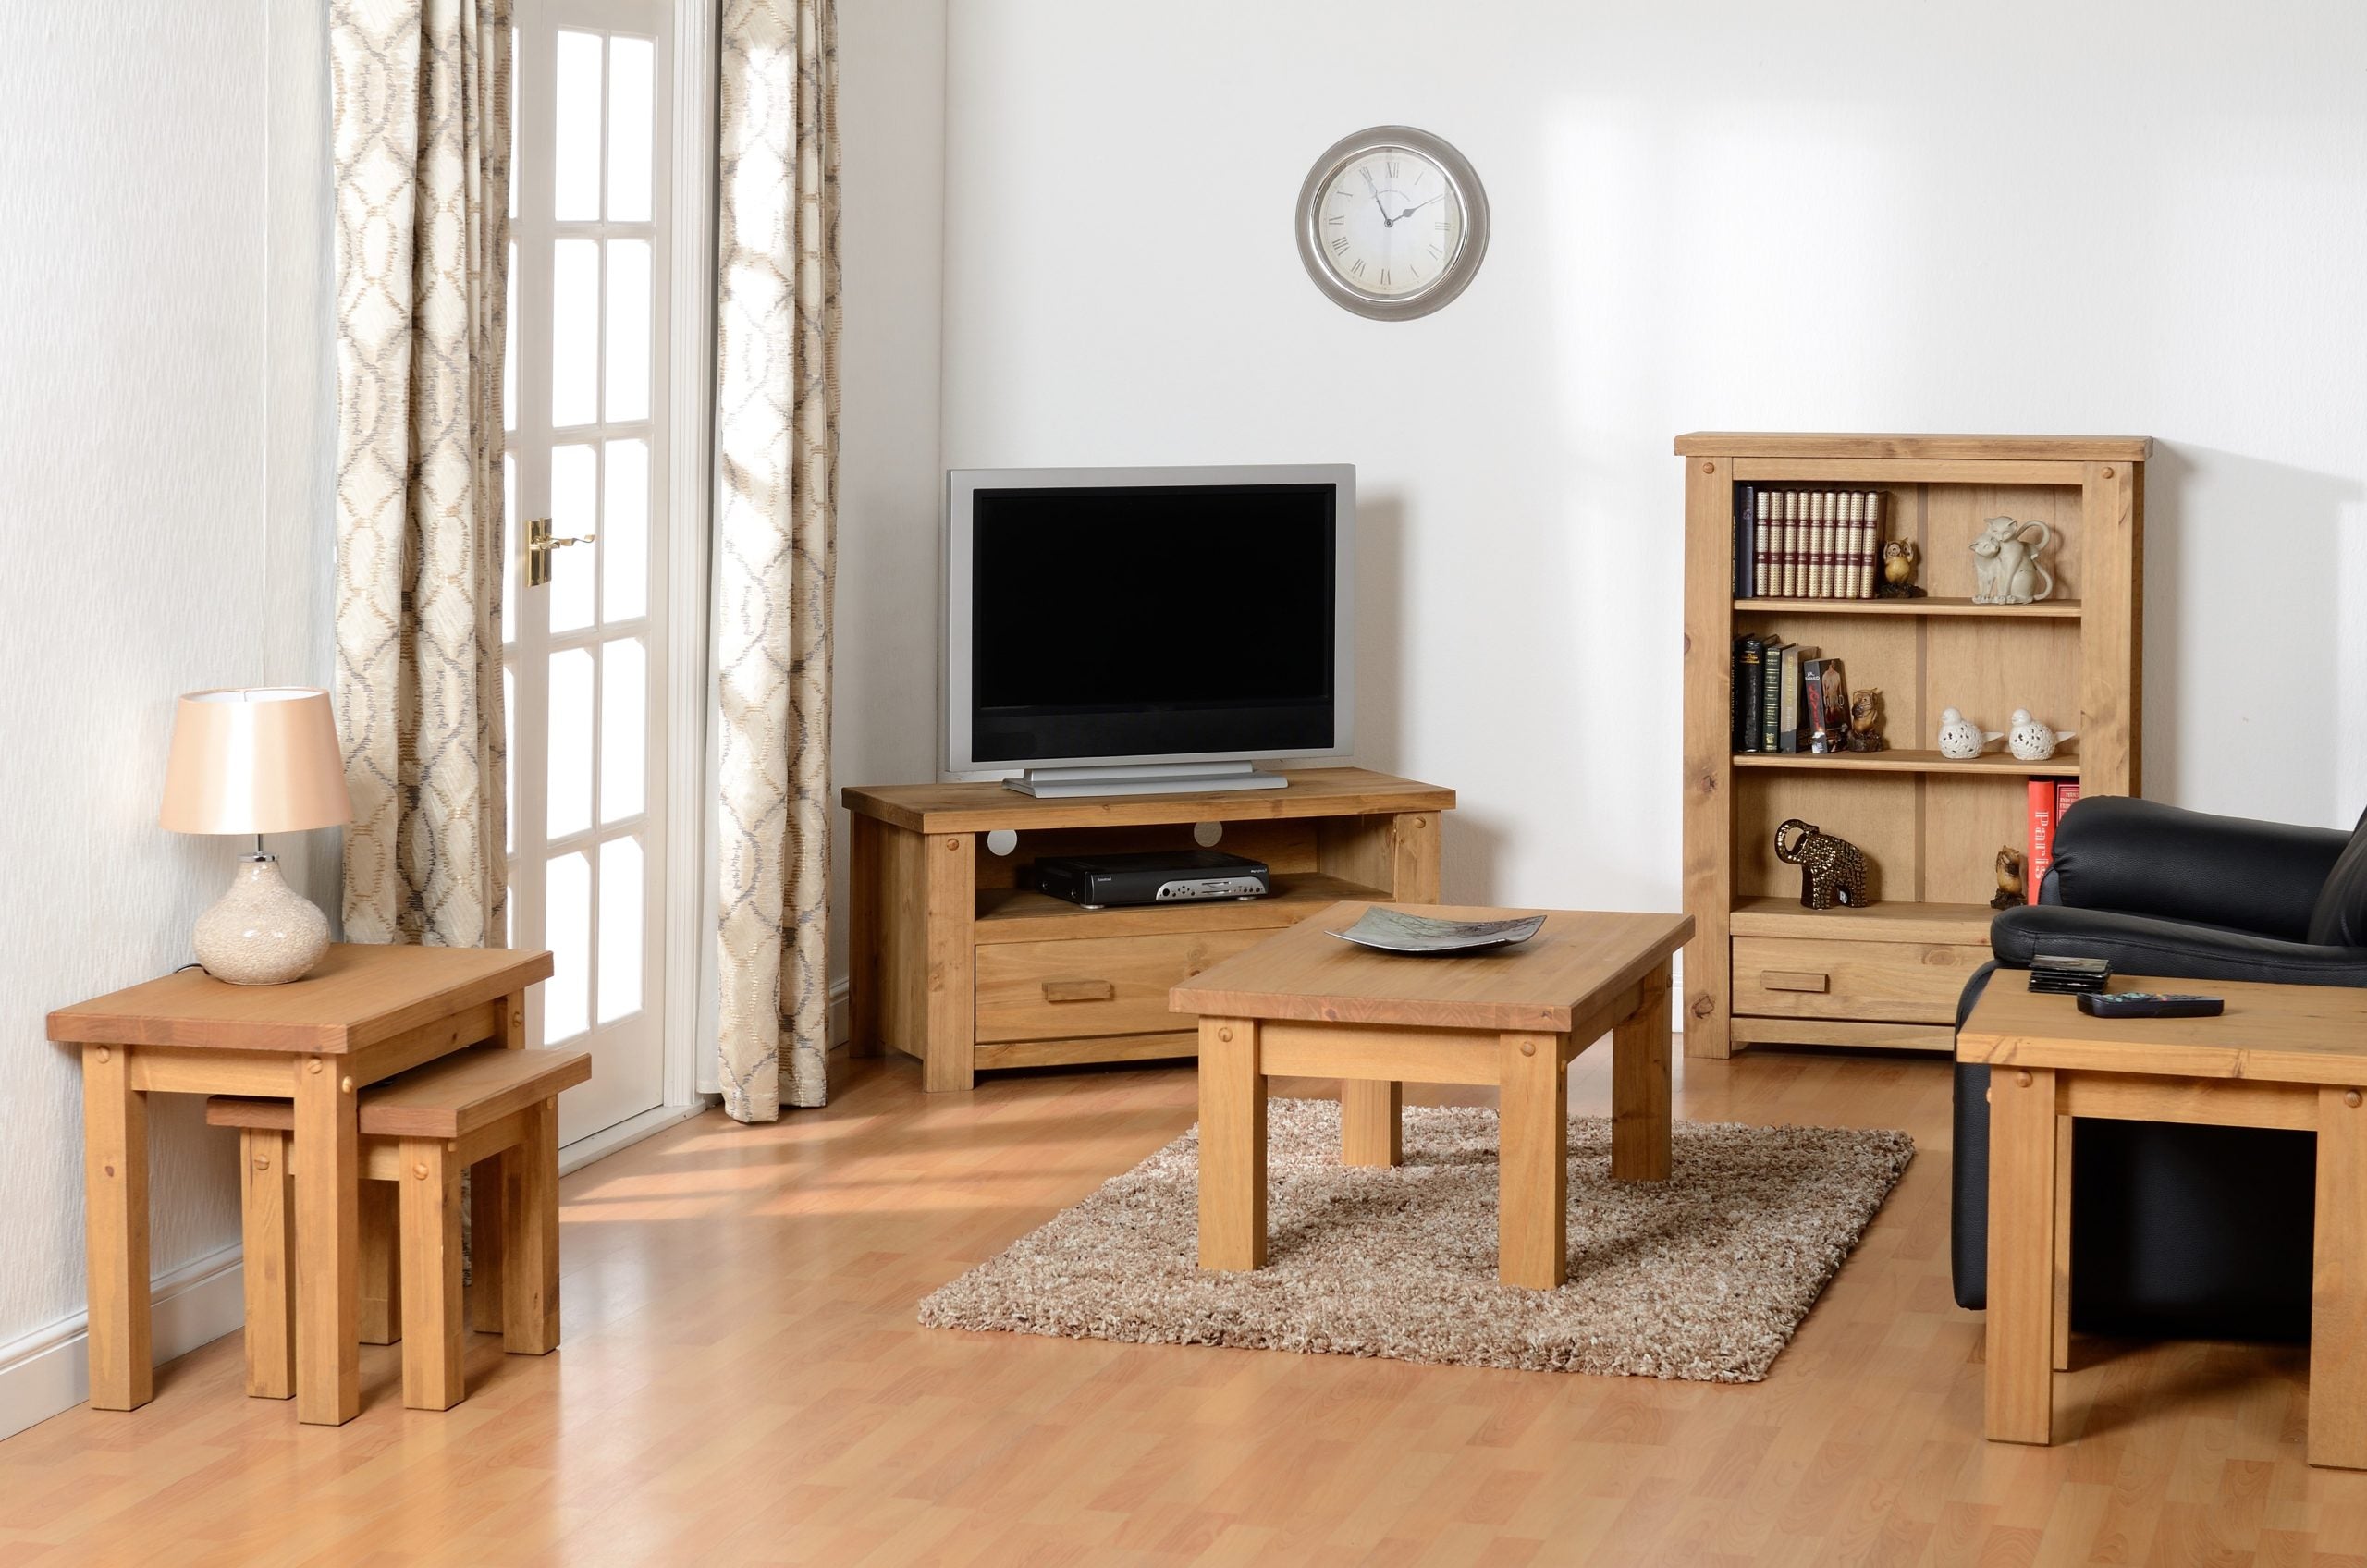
[551,239,599,427]
[546,850,591,1041]
[503,662,516,857]
[607,37,654,224]
[553,30,603,222]
[605,239,650,423]
[502,454,518,644]
[504,245,518,434]
[549,444,597,632]
[509,28,520,222]
[603,437,648,620]
[601,637,645,823]
[597,836,644,1022]
[547,646,594,839]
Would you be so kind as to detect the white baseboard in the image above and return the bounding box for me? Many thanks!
[0,1242,248,1443]
[559,1100,711,1175]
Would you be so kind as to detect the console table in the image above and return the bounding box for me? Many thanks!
[842,767,1454,1090]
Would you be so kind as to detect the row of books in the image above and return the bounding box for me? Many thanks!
[1733,485,1888,600]
[1732,636,1853,753]
[2026,780,2082,904]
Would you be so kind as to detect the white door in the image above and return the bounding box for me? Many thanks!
[506,0,675,1144]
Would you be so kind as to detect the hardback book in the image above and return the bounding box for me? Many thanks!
[1785,490,1805,596]
[1733,483,1757,598]
[2054,778,2084,824]
[1754,489,1773,596]
[1777,643,1816,753]
[1760,639,1787,752]
[2027,779,2058,905]
[1737,637,1765,753]
[1803,656,1848,753]
[1842,491,1866,600]
[1861,490,1885,597]
[1817,492,1836,598]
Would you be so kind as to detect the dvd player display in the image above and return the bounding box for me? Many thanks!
[1032,850,1271,910]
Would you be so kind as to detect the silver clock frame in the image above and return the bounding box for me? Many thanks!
[1295,125,1490,322]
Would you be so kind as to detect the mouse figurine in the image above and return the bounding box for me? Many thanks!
[1991,846,2026,910]
[1844,687,1887,752]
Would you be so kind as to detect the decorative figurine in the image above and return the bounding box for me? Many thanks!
[1877,540,1925,598]
[1991,846,2027,910]
[1845,687,1888,752]
[1773,818,1873,910]
[2005,708,2077,762]
[1935,706,1988,759]
[1969,516,2056,604]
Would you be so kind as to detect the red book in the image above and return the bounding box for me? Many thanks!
[2027,780,2058,904]
[2054,780,2083,822]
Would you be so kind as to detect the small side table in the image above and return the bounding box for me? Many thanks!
[1171,903,1693,1290]
[48,943,553,1426]
[1957,974,2367,1468]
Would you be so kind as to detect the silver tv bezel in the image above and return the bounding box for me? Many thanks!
[943,463,1356,778]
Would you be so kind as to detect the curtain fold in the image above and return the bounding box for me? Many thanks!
[714,0,840,1120]
[331,0,513,949]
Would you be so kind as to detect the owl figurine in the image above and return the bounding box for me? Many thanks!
[1878,539,1924,598]
[1991,846,2027,910]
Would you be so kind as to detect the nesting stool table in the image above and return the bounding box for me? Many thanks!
[48,943,554,1425]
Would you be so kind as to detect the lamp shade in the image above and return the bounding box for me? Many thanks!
[159,687,353,836]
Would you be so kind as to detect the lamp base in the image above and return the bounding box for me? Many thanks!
[194,854,331,985]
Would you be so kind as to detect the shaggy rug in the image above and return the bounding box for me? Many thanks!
[919,1101,1913,1381]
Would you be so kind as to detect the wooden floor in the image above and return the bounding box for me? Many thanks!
[6,1042,2367,1566]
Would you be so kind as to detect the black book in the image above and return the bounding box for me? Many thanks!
[1760,640,1786,753]
[1736,636,1765,753]
[1733,483,1758,598]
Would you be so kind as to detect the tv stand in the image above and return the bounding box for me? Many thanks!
[1004,761,1288,798]
[842,766,1454,1090]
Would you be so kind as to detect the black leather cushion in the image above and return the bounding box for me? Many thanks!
[1991,904,2367,986]
[2051,796,2349,942]
[2308,806,2367,948]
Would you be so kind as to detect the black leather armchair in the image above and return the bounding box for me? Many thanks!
[1952,795,2367,1340]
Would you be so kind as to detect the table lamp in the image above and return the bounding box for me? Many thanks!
[159,687,353,984]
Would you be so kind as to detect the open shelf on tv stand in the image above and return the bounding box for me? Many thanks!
[840,766,1456,1090]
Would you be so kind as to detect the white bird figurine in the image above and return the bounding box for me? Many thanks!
[2006,709,2076,762]
[1935,708,1989,759]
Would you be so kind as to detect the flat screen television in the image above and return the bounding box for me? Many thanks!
[944,464,1355,797]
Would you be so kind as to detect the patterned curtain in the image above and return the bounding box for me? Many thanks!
[714,0,840,1120]
[331,0,512,948]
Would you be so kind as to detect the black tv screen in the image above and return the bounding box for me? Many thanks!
[963,480,1343,766]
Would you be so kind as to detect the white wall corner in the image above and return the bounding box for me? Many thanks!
[0,1244,247,1443]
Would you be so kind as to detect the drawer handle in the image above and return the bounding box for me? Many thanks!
[1041,979,1115,1004]
[1761,970,1829,994]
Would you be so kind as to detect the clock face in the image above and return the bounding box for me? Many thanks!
[1313,147,1465,300]
[1296,127,1489,321]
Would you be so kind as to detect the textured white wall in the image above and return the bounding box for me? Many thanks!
[0,2,330,1366]
[923,0,2367,925]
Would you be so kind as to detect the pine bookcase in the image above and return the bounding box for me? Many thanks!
[1676,433,2148,1059]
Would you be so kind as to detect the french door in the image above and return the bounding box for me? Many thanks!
[506,0,676,1145]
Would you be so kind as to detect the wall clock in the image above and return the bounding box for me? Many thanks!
[1295,126,1490,321]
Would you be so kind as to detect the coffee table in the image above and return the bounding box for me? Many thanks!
[1957,974,2367,1468]
[1170,903,1693,1290]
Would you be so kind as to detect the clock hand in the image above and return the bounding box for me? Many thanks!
[1393,193,1446,223]
[1360,166,1392,226]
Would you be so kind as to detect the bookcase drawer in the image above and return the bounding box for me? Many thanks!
[1731,936,1988,1024]
[976,928,1267,1043]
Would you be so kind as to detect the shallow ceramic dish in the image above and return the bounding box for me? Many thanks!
[1324,907,1546,956]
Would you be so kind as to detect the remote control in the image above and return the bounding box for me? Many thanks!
[2077,992,2226,1019]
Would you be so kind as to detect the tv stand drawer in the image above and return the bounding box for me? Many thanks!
[976,929,1266,1043]
[1731,935,1987,1024]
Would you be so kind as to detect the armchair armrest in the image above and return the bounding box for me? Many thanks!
[1991,904,2367,987]
[2047,797,2349,942]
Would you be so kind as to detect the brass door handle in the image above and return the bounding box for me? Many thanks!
[525,516,597,587]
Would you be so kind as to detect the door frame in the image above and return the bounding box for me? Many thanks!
[558,0,717,1170]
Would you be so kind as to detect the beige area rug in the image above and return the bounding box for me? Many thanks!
[919,1101,1913,1381]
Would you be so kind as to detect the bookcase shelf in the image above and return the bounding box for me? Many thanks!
[1681,433,2146,1061]
[1732,596,2083,619]
[1730,748,2080,778]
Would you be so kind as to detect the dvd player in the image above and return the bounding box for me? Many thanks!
[1032,850,1271,910]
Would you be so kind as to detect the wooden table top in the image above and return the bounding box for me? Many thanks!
[47,943,555,1054]
[840,766,1454,833]
[1170,903,1693,1033]
[1956,974,2367,1086]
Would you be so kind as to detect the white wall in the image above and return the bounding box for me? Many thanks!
[0,1,332,1434]
[926,0,2367,928]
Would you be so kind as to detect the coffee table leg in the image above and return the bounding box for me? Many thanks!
[2054,1117,2074,1373]
[81,1044,153,1410]
[1197,1017,1266,1270]
[1986,1065,2057,1445]
[294,1058,362,1425]
[1498,1031,1568,1290]
[1341,1080,1402,1167]
[1612,962,1673,1182]
[2312,1084,2367,1468]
